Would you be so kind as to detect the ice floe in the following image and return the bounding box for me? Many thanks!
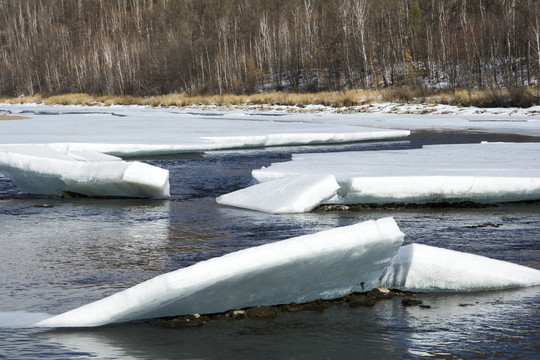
[34,218,405,327]
[0,105,410,196]
[216,174,340,213]
[0,145,169,197]
[0,104,410,156]
[379,243,540,292]
[218,142,540,212]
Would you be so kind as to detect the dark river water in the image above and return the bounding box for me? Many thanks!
[0,131,539,359]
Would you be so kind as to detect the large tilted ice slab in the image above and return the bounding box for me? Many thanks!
[250,142,540,207]
[34,218,404,327]
[216,174,340,213]
[0,145,169,197]
[379,244,540,292]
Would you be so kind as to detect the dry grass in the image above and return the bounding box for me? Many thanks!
[391,88,540,108]
[0,95,44,104]
[1,88,538,109]
[0,114,31,120]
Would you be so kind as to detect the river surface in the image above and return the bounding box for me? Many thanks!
[0,131,539,359]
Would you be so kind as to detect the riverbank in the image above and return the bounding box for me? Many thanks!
[2,88,539,113]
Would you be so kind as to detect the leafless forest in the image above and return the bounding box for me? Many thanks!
[1,0,539,98]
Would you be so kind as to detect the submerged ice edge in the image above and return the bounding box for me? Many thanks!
[0,311,52,329]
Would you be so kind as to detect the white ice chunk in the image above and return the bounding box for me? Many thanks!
[203,130,410,148]
[34,217,405,327]
[216,174,340,213]
[0,145,169,197]
[252,142,540,205]
[379,243,540,292]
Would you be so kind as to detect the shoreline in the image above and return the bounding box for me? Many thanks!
[1,91,539,117]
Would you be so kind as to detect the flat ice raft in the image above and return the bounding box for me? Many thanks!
[219,142,540,212]
[35,218,405,327]
[0,145,169,197]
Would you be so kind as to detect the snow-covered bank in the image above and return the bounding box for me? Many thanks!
[197,102,540,137]
[0,145,169,197]
[217,142,540,212]
[34,218,405,327]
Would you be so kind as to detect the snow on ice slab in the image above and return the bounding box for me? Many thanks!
[0,145,169,197]
[252,142,540,205]
[379,243,540,292]
[216,174,340,213]
[34,218,404,327]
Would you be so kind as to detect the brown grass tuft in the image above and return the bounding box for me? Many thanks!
[43,93,98,106]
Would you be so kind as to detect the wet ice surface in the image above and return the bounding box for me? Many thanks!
[244,142,540,210]
[0,132,539,359]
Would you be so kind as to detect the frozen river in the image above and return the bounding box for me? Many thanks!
[0,106,539,359]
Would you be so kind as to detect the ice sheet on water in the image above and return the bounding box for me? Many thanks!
[379,243,540,292]
[202,129,411,149]
[243,142,540,210]
[34,218,405,327]
[0,144,169,197]
[0,104,411,156]
[216,174,340,213]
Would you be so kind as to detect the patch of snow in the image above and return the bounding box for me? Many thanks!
[34,218,405,327]
[0,144,169,197]
[379,243,540,292]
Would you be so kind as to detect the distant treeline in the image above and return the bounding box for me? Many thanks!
[1,0,539,97]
